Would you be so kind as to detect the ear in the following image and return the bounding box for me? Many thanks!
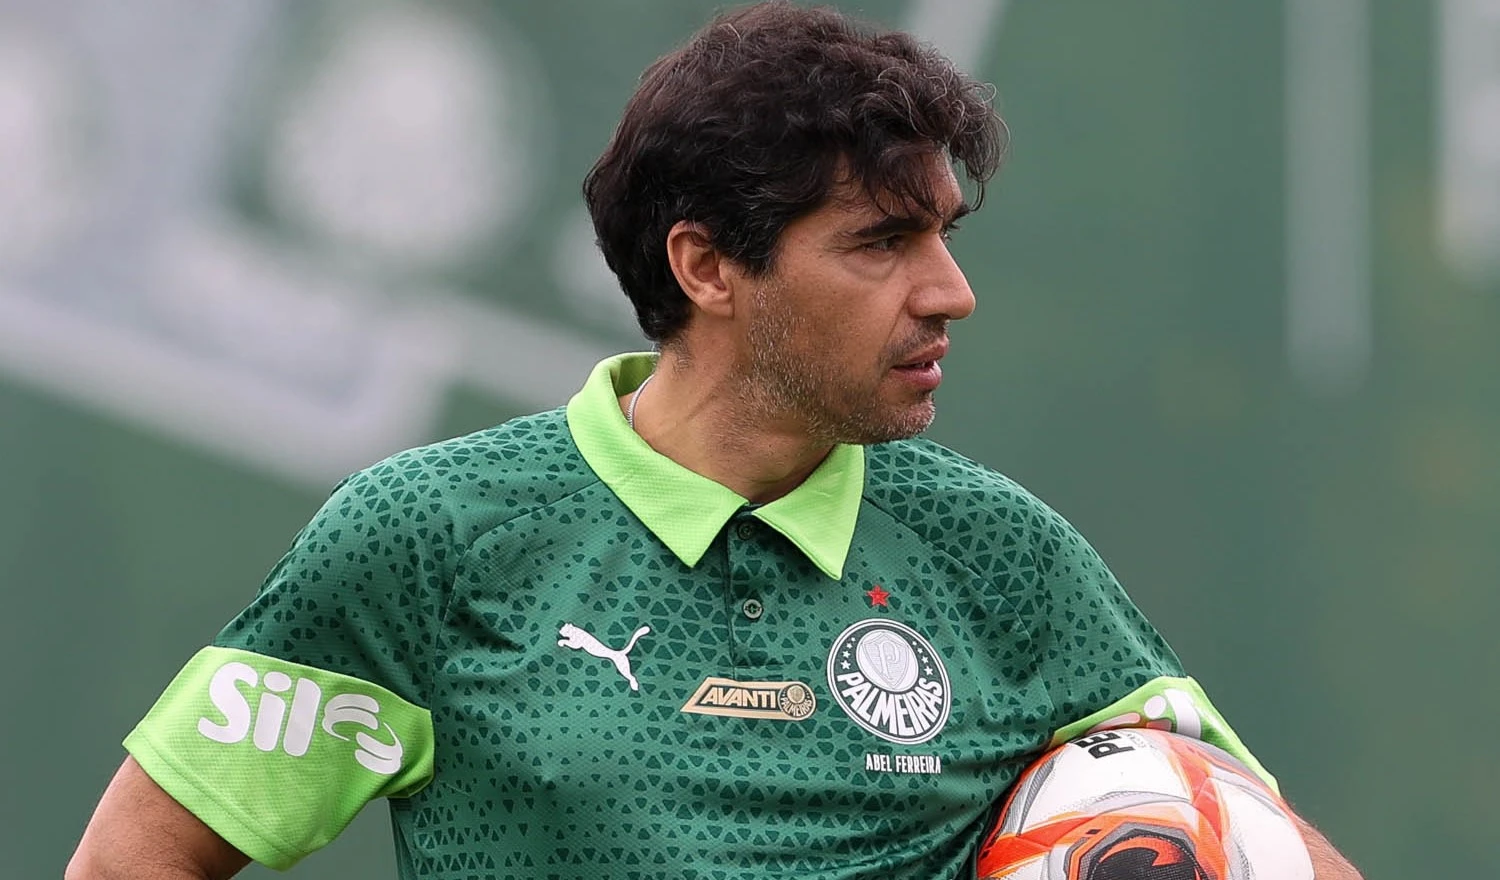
[665,221,736,320]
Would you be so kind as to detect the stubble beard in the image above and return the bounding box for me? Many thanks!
[744,283,938,446]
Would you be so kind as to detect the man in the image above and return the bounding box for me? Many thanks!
[68,3,1362,878]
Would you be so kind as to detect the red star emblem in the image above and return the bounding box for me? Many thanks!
[866,584,890,607]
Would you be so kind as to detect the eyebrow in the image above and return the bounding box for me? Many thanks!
[844,202,973,241]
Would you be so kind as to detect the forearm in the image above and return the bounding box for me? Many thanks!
[1295,814,1364,880]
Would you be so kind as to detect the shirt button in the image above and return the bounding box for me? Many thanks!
[735,521,757,540]
[742,598,764,620]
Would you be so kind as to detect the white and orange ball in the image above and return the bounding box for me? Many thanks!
[977,728,1312,880]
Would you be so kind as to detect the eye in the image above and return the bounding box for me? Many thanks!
[940,223,962,243]
[862,235,904,253]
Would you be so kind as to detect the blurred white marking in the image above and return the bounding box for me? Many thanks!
[902,0,1009,75]
[0,25,90,267]
[1438,0,1500,285]
[0,3,613,487]
[1285,0,1372,395]
[0,216,615,485]
[268,6,540,265]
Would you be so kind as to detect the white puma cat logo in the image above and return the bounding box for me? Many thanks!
[558,623,652,691]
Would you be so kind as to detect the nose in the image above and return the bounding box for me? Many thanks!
[912,236,976,321]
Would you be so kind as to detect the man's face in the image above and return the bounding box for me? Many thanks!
[735,154,976,444]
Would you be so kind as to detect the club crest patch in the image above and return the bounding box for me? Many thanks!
[826,618,951,745]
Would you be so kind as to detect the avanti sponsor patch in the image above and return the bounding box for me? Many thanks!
[827,618,951,745]
[680,677,817,721]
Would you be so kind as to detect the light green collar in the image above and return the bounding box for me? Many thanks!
[565,353,864,580]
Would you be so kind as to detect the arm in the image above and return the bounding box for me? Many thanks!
[1294,813,1364,880]
[66,757,251,880]
[71,465,444,876]
[1012,493,1362,878]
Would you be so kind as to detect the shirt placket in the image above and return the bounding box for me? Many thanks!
[723,511,771,673]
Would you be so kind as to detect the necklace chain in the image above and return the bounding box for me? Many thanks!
[627,372,655,431]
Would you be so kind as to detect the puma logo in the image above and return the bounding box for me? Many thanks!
[558,623,652,691]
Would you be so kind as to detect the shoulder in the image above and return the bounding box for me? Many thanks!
[862,438,1081,565]
[357,407,578,483]
[319,407,597,538]
[864,437,1056,525]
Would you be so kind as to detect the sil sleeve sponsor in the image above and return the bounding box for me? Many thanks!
[125,646,434,869]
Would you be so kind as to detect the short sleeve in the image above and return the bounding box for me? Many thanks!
[1026,501,1275,789]
[1028,501,1183,721]
[124,461,461,868]
[215,461,461,705]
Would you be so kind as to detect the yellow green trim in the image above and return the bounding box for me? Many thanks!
[1048,675,1279,793]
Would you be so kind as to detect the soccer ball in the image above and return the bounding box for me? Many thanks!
[976,728,1313,879]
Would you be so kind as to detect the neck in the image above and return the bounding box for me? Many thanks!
[621,348,834,504]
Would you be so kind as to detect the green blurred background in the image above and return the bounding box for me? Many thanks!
[3,1,1494,877]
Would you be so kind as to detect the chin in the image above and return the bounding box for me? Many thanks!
[841,402,936,445]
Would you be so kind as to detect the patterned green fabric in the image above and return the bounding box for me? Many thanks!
[126,354,1216,878]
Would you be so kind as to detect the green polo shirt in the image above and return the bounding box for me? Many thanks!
[126,353,1266,878]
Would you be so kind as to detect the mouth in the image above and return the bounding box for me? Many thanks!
[893,340,949,371]
[891,341,948,390]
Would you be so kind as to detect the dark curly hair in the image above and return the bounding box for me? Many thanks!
[583,1,1007,344]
